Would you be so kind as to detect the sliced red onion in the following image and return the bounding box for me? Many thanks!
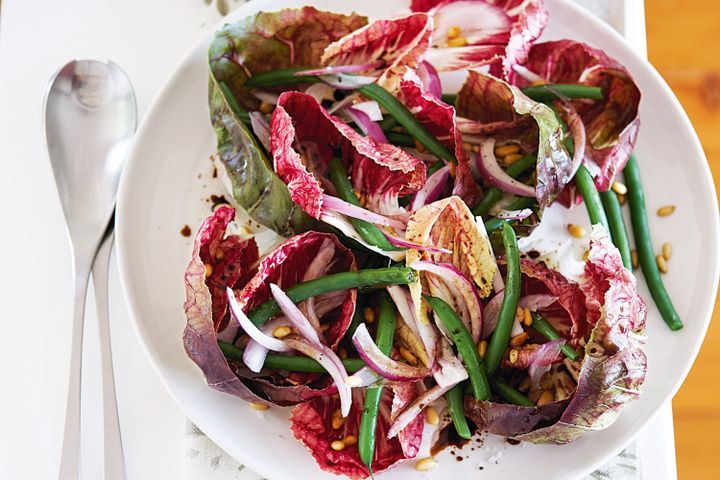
[248,111,271,152]
[519,294,558,312]
[320,210,405,261]
[410,165,450,211]
[410,261,483,343]
[241,317,290,373]
[352,100,383,121]
[343,106,388,143]
[283,336,353,417]
[387,286,438,368]
[416,61,442,99]
[322,194,406,230]
[352,324,430,381]
[433,338,469,388]
[481,290,504,339]
[511,317,524,336]
[494,208,533,220]
[269,284,321,347]
[559,103,587,179]
[227,288,291,353]
[528,339,566,388]
[304,83,335,103]
[295,62,384,76]
[512,64,546,84]
[327,92,360,114]
[250,90,279,105]
[476,138,536,197]
[347,366,383,388]
[388,383,455,439]
[382,230,451,254]
[317,73,377,90]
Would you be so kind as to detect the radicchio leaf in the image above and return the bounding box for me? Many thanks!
[290,386,423,479]
[271,91,426,217]
[456,71,573,206]
[321,12,434,91]
[411,0,547,74]
[519,40,641,191]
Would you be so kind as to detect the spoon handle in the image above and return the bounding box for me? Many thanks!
[92,226,127,480]
[58,251,93,479]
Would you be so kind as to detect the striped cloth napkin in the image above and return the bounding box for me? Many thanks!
[185,1,642,478]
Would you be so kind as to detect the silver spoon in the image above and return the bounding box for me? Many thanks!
[44,60,136,479]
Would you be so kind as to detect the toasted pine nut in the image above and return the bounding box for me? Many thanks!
[477,340,488,359]
[447,36,468,47]
[662,242,672,261]
[259,101,274,114]
[494,144,520,157]
[567,224,586,238]
[363,307,376,324]
[617,194,626,205]
[447,26,462,39]
[657,205,676,217]
[508,348,519,364]
[338,348,348,360]
[343,435,358,446]
[503,153,523,165]
[471,144,481,153]
[518,376,531,393]
[204,263,213,278]
[510,332,529,347]
[250,402,269,411]
[425,407,440,426]
[516,306,524,319]
[330,440,346,451]
[656,255,668,274]
[331,409,344,430]
[215,248,225,260]
[415,457,439,472]
[414,140,427,153]
[631,249,639,269]
[320,324,330,333]
[399,346,418,365]
[537,390,554,406]
[611,182,627,195]
[272,326,292,338]
[523,308,533,327]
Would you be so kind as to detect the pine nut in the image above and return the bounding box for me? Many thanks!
[250,402,269,411]
[343,435,357,446]
[617,194,626,205]
[508,348,519,364]
[657,205,676,217]
[536,390,554,406]
[425,407,440,426]
[631,249,639,269]
[330,440,346,451]
[503,153,523,165]
[415,457,439,471]
[338,348,348,360]
[399,346,418,365]
[612,182,627,195]
[662,242,672,260]
[447,26,461,39]
[363,307,376,324]
[259,101,274,114]
[567,224,586,238]
[204,263,213,278]
[656,255,668,274]
[331,409,345,430]
[494,144,520,157]
[272,326,292,338]
[510,332,529,347]
[477,340,488,359]
[518,376,531,393]
[523,308,533,326]
[447,36,468,47]
[414,140,427,153]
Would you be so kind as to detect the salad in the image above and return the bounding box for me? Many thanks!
[183,1,681,477]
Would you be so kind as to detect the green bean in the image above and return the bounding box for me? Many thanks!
[490,378,534,407]
[218,340,365,372]
[484,222,521,375]
[247,267,416,326]
[600,190,633,269]
[424,296,490,400]
[359,294,397,469]
[347,294,366,339]
[358,83,457,165]
[446,384,472,439]
[575,164,610,230]
[520,84,604,103]
[328,158,400,251]
[244,67,320,88]
[385,131,415,148]
[378,116,399,132]
[472,155,536,217]
[483,197,536,233]
[218,81,251,125]
[624,156,683,331]
[441,93,457,105]
[530,313,580,361]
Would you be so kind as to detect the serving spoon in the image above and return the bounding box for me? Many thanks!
[44,60,136,479]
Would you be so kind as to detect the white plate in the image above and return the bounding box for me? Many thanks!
[116,0,720,478]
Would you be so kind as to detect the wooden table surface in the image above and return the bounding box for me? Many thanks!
[646,1,720,478]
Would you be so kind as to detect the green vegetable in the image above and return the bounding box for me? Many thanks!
[484,222,521,375]
[446,384,472,439]
[575,165,610,230]
[521,84,604,103]
[217,81,251,125]
[378,116,399,132]
[359,294,397,469]
[328,158,400,251]
[441,93,457,105]
[347,293,366,339]
[248,267,416,326]
[385,131,415,148]
[530,313,581,361]
[624,156,683,331]
[600,190,633,269]
[425,296,490,400]
[490,378,534,407]
[483,197,536,233]
[219,340,365,372]
[472,155,536,217]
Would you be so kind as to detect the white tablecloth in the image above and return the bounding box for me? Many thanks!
[0,1,677,479]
